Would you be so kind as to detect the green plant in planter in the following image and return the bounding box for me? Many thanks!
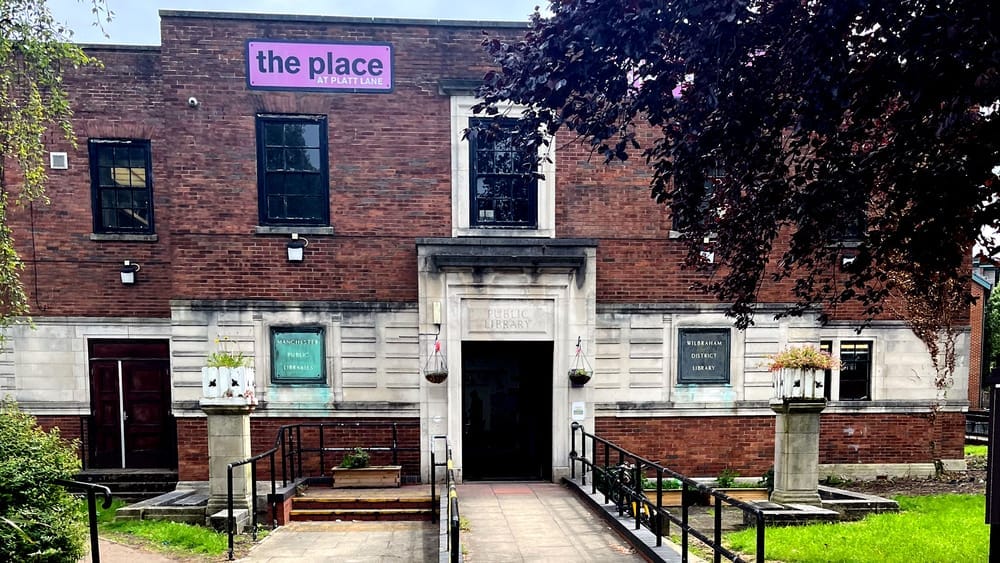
[717,467,739,488]
[206,336,250,368]
[338,447,370,469]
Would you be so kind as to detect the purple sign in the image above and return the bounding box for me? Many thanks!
[246,40,393,93]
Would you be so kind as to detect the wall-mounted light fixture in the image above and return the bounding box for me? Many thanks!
[287,233,308,262]
[120,260,140,285]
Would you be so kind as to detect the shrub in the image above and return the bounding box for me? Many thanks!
[0,398,85,562]
[338,447,370,469]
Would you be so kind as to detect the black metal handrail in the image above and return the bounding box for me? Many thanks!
[570,422,766,563]
[224,420,420,560]
[57,479,112,563]
[431,435,460,563]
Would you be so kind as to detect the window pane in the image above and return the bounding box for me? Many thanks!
[266,148,284,171]
[129,147,146,168]
[300,124,320,147]
[266,195,287,220]
[102,209,117,229]
[264,123,284,146]
[283,124,314,147]
[100,189,115,209]
[116,190,133,210]
[133,190,149,210]
[113,147,130,167]
[99,167,114,187]
[284,148,316,171]
[96,147,113,167]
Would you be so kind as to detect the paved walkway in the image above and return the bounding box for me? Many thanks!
[459,482,646,562]
[79,539,179,563]
[240,520,438,562]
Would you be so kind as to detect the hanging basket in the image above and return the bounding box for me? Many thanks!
[425,370,449,384]
[423,334,448,384]
[568,369,592,387]
[569,336,593,387]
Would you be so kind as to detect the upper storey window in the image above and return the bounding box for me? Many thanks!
[89,139,154,234]
[450,96,555,238]
[256,115,329,226]
[468,117,537,228]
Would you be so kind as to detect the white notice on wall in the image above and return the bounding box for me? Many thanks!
[572,401,586,421]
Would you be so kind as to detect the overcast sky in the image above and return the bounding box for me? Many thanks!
[48,1,547,45]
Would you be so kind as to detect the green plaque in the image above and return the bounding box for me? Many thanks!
[271,327,325,383]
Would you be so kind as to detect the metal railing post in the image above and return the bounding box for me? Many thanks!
[319,424,325,476]
[714,494,722,563]
[392,423,399,465]
[226,464,235,561]
[295,425,303,478]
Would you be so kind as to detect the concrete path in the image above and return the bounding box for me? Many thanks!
[79,539,181,562]
[459,482,646,562]
[239,520,438,562]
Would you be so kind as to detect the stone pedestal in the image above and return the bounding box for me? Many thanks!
[770,398,826,506]
[201,399,254,516]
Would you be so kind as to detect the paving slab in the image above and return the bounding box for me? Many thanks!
[239,520,437,562]
[459,482,645,562]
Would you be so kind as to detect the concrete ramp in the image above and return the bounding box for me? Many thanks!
[458,482,646,562]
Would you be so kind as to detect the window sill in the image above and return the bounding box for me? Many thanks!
[454,227,554,238]
[90,233,158,242]
[254,226,335,236]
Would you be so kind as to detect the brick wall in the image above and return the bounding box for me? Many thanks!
[970,282,986,409]
[176,415,420,482]
[3,12,932,318]
[177,418,209,481]
[595,411,964,477]
[34,416,86,463]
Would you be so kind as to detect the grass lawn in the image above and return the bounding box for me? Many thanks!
[94,499,231,558]
[726,494,987,562]
[965,444,987,458]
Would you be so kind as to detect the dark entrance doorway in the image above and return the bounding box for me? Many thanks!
[89,340,174,469]
[462,341,552,480]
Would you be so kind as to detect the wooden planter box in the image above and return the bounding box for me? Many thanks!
[331,466,402,488]
[716,487,769,503]
[643,489,685,506]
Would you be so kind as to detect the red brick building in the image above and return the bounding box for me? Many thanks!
[7,10,967,483]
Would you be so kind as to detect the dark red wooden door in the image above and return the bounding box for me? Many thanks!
[89,340,173,469]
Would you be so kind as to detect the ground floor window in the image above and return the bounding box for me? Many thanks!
[820,339,872,401]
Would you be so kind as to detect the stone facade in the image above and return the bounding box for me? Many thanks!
[4,10,969,483]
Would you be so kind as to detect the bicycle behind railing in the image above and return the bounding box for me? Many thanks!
[569,422,766,563]
[224,420,419,560]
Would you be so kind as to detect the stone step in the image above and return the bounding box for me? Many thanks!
[292,496,433,511]
[76,469,179,483]
[289,508,434,522]
[74,470,179,501]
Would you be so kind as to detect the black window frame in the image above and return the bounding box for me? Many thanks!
[672,164,724,233]
[820,340,833,400]
[88,139,155,235]
[270,326,327,385]
[256,114,329,226]
[839,340,872,401]
[676,328,731,385]
[468,117,538,229]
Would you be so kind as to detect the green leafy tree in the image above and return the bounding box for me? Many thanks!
[0,398,85,561]
[476,0,999,330]
[0,0,107,334]
[986,287,1000,370]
